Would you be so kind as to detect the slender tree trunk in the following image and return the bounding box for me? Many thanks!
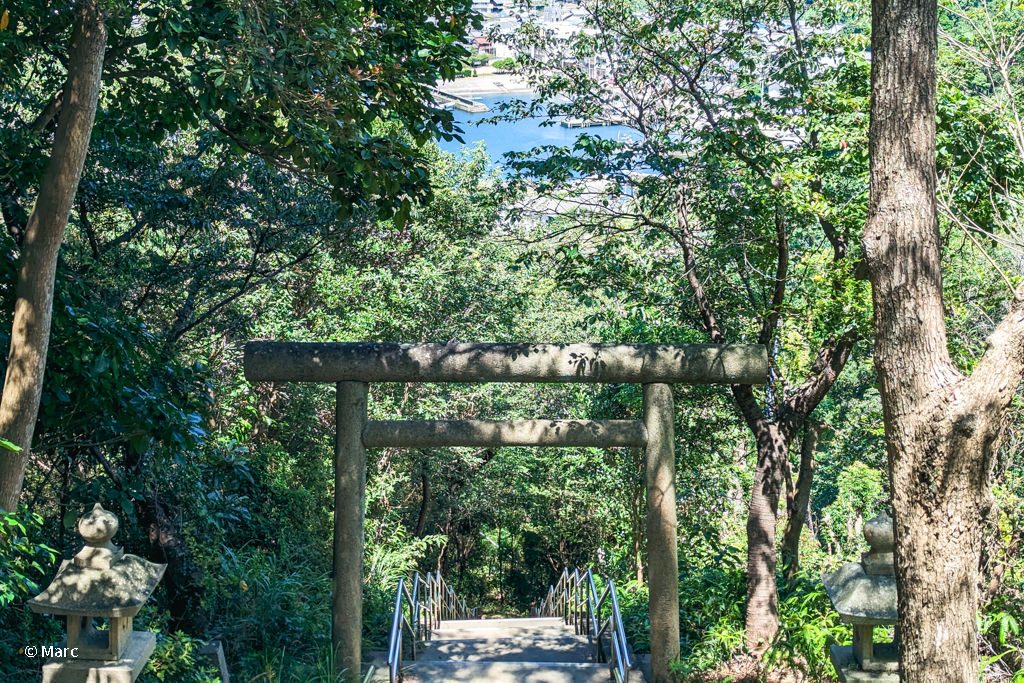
[141,487,207,633]
[863,0,1024,677]
[415,469,431,537]
[782,420,822,578]
[742,419,787,653]
[674,191,855,655]
[0,0,106,512]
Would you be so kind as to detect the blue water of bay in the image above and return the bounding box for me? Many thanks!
[437,94,635,168]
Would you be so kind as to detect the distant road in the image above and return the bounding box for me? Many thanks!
[438,74,534,97]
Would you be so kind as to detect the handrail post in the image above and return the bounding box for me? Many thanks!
[388,577,405,683]
[388,571,475,683]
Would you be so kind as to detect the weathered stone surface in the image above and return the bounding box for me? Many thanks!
[862,513,893,552]
[822,563,897,625]
[244,342,768,385]
[861,512,895,577]
[406,660,618,683]
[198,640,230,683]
[830,645,899,683]
[417,634,592,662]
[334,381,368,681]
[644,383,678,683]
[403,616,647,683]
[74,504,123,570]
[41,630,155,683]
[66,614,133,660]
[860,552,895,577]
[29,554,166,618]
[362,419,647,448]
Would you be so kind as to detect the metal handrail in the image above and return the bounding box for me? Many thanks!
[538,567,632,683]
[387,571,476,683]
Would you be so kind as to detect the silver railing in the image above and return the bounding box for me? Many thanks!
[388,571,476,683]
[537,567,632,683]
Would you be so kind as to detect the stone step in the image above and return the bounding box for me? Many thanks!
[417,635,593,663]
[438,618,568,629]
[405,661,616,683]
[431,617,575,640]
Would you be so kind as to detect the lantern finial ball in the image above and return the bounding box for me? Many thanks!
[78,503,119,546]
[72,503,123,570]
[863,511,893,554]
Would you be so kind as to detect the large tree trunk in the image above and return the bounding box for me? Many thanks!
[863,0,1024,677]
[0,0,106,512]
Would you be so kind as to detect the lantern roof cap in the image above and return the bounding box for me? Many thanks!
[28,504,165,618]
[822,561,897,625]
[822,512,897,625]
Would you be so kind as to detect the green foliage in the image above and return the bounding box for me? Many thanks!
[667,552,848,681]
[0,509,56,610]
[0,0,482,222]
[2,1,1024,681]
[675,552,747,670]
[818,461,885,560]
[204,544,331,663]
[0,508,61,680]
[142,631,221,683]
[767,577,847,681]
[980,607,1024,682]
[491,58,517,72]
[836,462,884,517]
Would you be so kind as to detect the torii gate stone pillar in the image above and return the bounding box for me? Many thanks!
[244,342,768,683]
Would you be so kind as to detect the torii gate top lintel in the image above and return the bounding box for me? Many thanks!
[243,341,769,385]
[240,340,767,683]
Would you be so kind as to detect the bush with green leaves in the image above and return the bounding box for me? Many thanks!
[0,508,60,680]
[818,461,886,561]
[491,58,516,72]
[140,631,221,683]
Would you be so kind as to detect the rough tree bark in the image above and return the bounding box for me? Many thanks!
[673,191,855,653]
[630,447,645,585]
[0,0,107,512]
[415,468,431,537]
[863,0,1024,678]
[781,420,823,579]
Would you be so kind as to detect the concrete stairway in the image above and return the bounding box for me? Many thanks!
[405,617,621,683]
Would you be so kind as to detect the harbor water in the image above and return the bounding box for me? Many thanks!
[437,94,635,167]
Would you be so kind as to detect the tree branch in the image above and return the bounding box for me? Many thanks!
[759,206,789,347]
[28,90,64,135]
[99,213,148,254]
[778,334,856,440]
[782,419,823,577]
[78,199,100,259]
[673,187,726,343]
[962,287,1024,454]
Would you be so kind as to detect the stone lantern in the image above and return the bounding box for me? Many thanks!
[28,503,166,683]
[822,512,899,682]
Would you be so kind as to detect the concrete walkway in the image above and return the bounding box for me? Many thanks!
[402,617,642,683]
[436,74,534,96]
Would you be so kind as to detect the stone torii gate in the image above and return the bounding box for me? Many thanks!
[243,341,768,683]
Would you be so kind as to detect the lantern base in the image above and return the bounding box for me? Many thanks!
[41,631,155,683]
[830,645,899,683]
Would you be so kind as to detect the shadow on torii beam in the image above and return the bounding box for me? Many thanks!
[242,341,769,683]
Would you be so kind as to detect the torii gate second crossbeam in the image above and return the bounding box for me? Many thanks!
[243,342,769,683]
